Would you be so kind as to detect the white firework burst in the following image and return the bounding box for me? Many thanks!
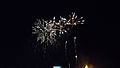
[32,12,85,45]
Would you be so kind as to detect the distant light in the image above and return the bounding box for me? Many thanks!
[53,66,62,68]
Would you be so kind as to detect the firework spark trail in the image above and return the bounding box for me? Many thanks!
[65,41,68,57]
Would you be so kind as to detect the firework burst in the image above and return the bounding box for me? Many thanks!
[32,12,85,45]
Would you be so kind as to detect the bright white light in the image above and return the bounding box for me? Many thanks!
[62,32,64,34]
[53,16,55,20]
[75,55,77,58]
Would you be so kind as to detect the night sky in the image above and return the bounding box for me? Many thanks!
[0,0,119,68]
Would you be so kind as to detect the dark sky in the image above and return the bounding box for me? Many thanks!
[0,0,120,68]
